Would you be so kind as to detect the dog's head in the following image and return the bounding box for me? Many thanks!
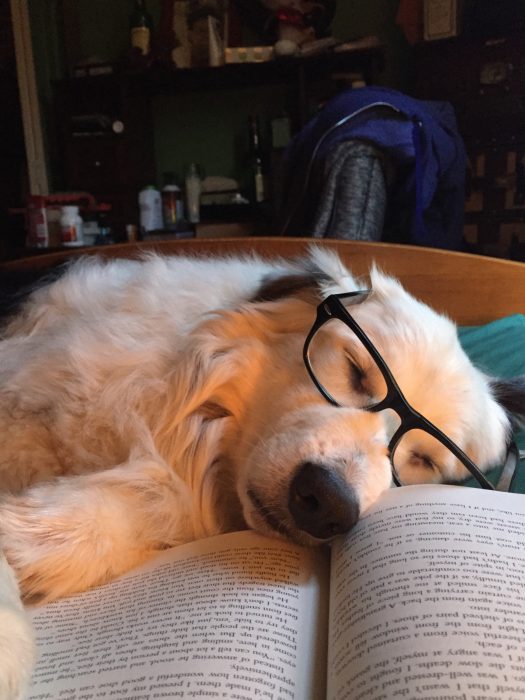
[176,248,524,546]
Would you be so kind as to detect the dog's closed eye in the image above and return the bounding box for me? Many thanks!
[408,451,436,471]
[198,402,232,420]
[345,353,384,403]
[346,355,368,394]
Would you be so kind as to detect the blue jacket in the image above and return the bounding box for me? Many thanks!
[280,86,467,249]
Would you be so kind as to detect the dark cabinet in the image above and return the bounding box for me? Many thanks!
[54,74,156,232]
[412,34,525,259]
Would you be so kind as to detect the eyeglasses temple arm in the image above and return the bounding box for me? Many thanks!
[496,441,521,492]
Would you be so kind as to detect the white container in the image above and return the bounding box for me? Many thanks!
[60,205,84,246]
[139,185,163,234]
[185,164,202,224]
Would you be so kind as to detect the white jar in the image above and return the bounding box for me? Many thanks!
[139,185,163,234]
[60,205,84,246]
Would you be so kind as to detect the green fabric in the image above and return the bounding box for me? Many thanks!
[458,314,525,492]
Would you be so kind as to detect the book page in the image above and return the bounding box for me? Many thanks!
[328,485,525,700]
[27,530,329,700]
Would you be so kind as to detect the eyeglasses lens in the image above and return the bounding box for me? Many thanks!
[308,319,388,409]
[390,429,471,487]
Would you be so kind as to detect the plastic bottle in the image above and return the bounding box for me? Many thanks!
[60,205,84,246]
[185,164,202,224]
[162,180,184,230]
[130,0,153,56]
[139,185,163,235]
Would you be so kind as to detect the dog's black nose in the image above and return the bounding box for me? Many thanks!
[288,462,360,540]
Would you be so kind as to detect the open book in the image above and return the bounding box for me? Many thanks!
[27,484,525,700]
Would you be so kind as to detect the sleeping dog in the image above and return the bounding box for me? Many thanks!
[0,247,522,696]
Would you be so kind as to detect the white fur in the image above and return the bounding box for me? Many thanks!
[0,248,511,693]
[0,553,34,700]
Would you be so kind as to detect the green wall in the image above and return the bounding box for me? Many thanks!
[153,84,289,187]
[30,0,411,192]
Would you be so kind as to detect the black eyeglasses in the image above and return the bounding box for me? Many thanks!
[303,291,519,491]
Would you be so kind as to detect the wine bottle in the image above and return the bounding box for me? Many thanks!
[248,115,267,204]
[130,0,153,56]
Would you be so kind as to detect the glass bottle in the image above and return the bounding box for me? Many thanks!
[185,164,202,224]
[248,115,267,204]
[130,0,153,56]
[162,173,184,230]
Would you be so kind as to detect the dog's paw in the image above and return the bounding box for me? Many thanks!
[0,470,165,603]
[0,489,109,603]
[0,553,35,700]
[0,459,190,603]
[0,608,35,700]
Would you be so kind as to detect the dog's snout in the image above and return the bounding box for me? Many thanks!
[288,462,360,540]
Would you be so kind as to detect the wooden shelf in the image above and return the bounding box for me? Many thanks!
[145,46,385,94]
[56,45,384,95]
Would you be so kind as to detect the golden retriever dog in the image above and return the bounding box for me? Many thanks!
[0,247,521,697]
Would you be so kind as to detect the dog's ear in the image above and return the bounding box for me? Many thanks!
[252,247,364,303]
[490,375,525,427]
[251,269,328,303]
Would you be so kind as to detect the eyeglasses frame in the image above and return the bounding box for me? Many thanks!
[303,291,518,491]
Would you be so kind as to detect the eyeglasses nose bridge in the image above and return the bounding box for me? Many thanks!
[387,407,425,452]
[376,388,422,424]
